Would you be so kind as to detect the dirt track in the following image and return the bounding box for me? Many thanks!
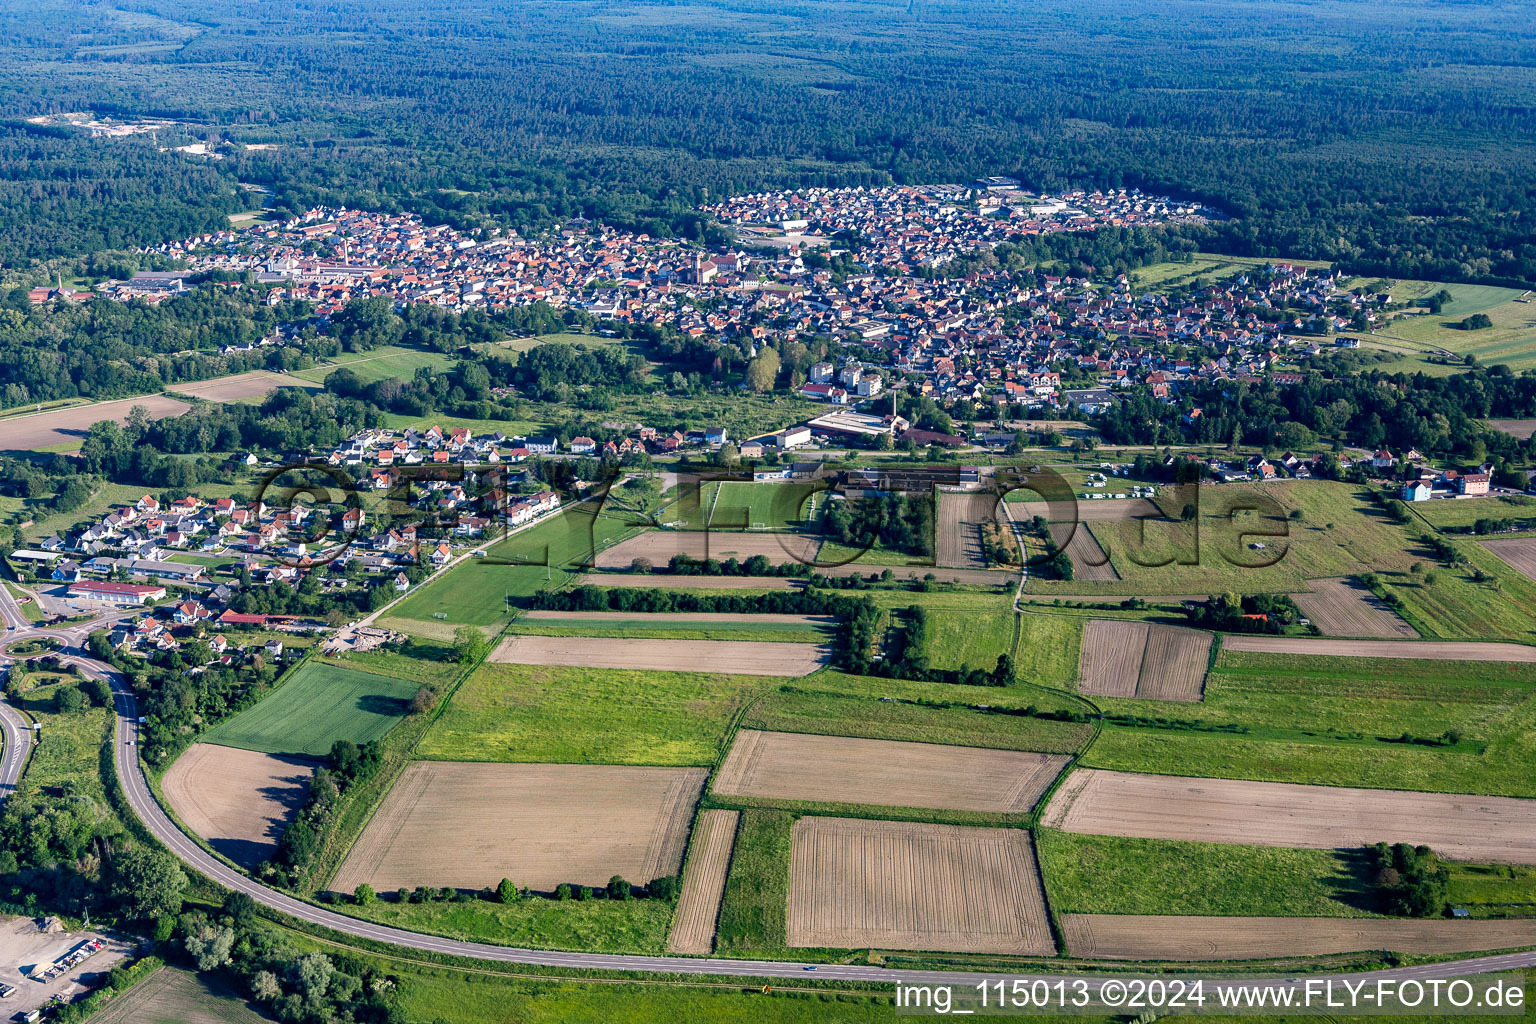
[1063,915,1536,960]
[331,762,706,892]
[787,817,1055,955]
[666,809,739,955]
[1291,577,1418,638]
[1220,635,1536,662]
[163,744,317,868]
[712,730,1068,813]
[488,635,830,675]
[1483,538,1536,585]
[1042,769,1536,862]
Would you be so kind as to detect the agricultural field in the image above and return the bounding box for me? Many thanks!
[593,529,820,569]
[420,662,772,764]
[1131,252,1330,291]
[711,730,1068,814]
[330,762,706,893]
[510,610,832,643]
[1053,524,1119,581]
[1291,576,1418,638]
[1028,481,1424,597]
[1219,636,1536,662]
[1406,493,1536,530]
[162,743,316,867]
[785,817,1054,955]
[715,810,794,953]
[1483,537,1536,585]
[1038,831,1381,918]
[200,661,420,757]
[666,809,739,955]
[1487,418,1536,440]
[1061,914,1536,961]
[934,490,997,569]
[1351,286,1536,372]
[487,634,830,676]
[739,675,1092,754]
[1078,619,1211,700]
[576,573,803,590]
[1381,539,1536,642]
[1087,651,1536,796]
[86,967,270,1024]
[387,505,641,632]
[290,345,455,384]
[1041,769,1536,862]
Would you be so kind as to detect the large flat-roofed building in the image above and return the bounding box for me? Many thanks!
[68,581,167,605]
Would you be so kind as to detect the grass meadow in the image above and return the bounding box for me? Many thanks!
[714,809,793,954]
[1086,651,1536,796]
[339,895,675,954]
[1037,830,1382,918]
[201,661,419,757]
[418,662,773,765]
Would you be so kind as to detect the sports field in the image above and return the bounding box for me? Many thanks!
[200,661,419,756]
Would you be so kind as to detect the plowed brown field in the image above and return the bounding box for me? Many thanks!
[936,491,997,569]
[487,635,830,676]
[1078,620,1147,697]
[1078,621,1210,701]
[1291,577,1418,638]
[666,809,739,954]
[712,731,1068,813]
[1063,915,1536,960]
[1219,636,1536,662]
[1042,769,1536,862]
[787,817,1055,954]
[1482,538,1536,585]
[1049,524,1119,581]
[331,762,706,892]
[580,573,802,590]
[163,744,317,868]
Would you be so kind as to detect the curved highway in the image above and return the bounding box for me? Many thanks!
[1,583,1531,990]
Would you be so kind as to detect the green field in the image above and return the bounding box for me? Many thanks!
[1445,862,1536,917]
[1086,651,1536,796]
[507,617,831,643]
[420,662,774,765]
[20,683,116,808]
[291,345,457,385]
[387,505,641,632]
[1130,252,1331,292]
[714,809,793,954]
[1341,284,1536,371]
[393,971,894,1024]
[1406,494,1536,531]
[1382,540,1536,642]
[201,661,421,757]
[1026,480,1426,597]
[338,894,675,954]
[1038,830,1381,918]
[741,675,1091,753]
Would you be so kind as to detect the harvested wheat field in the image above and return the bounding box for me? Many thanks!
[1042,769,1536,862]
[712,731,1068,813]
[163,744,317,868]
[1137,624,1212,701]
[171,370,299,402]
[1291,577,1418,638]
[488,635,829,676]
[787,817,1054,954]
[666,809,739,954]
[1078,621,1210,701]
[1483,538,1536,585]
[331,762,706,893]
[1049,524,1119,581]
[595,530,820,569]
[936,490,998,569]
[1063,915,1536,961]
[1220,636,1536,662]
[579,573,803,590]
[1077,620,1148,698]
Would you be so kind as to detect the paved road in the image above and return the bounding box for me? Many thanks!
[0,582,36,798]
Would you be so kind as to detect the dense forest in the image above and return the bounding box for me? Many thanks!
[0,0,1533,283]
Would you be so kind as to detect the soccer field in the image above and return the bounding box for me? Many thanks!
[201,661,420,757]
